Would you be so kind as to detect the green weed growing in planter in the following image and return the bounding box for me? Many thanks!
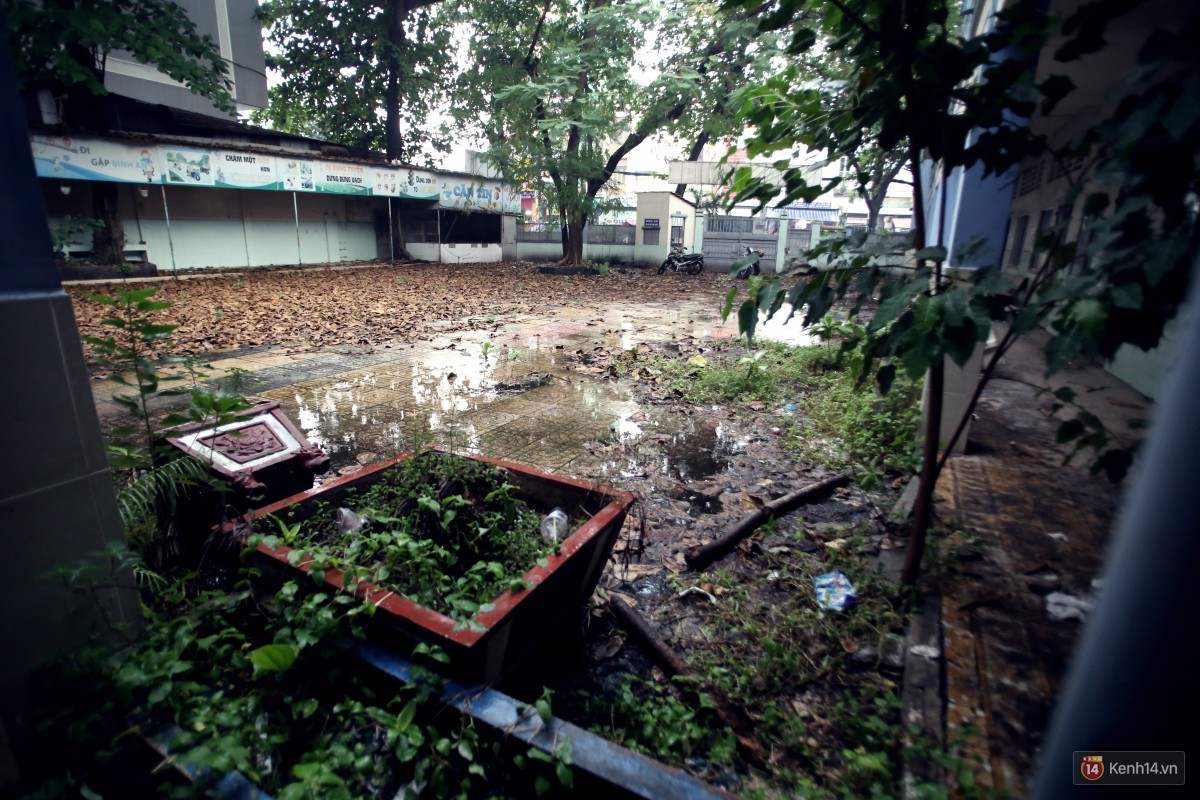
[262,453,561,628]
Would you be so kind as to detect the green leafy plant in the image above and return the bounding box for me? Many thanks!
[50,215,103,258]
[260,453,560,626]
[83,287,251,573]
[722,0,1197,583]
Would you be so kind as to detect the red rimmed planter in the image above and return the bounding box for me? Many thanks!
[220,451,634,683]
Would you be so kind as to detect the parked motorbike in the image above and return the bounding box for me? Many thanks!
[657,244,705,275]
[733,245,766,279]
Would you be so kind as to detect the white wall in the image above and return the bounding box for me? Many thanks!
[405,243,502,263]
[45,183,381,270]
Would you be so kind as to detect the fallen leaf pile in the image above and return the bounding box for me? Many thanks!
[68,260,730,365]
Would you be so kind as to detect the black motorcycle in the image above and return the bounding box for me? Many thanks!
[657,243,705,275]
[733,245,766,279]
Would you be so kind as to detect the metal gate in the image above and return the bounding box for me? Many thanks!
[701,215,778,272]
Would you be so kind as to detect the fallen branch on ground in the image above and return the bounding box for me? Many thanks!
[608,594,769,765]
[684,472,853,571]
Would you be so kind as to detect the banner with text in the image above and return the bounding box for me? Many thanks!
[31,134,161,184]
[31,135,517,212]
[440,178,520,214]
[372,167,439,200]
[214,150,279,190]
[316,161,370,195]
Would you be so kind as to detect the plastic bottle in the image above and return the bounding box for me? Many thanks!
[539,508,569,542]
[336,507,365,533]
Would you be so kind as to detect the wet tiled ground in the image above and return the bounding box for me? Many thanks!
[91,298,750,481]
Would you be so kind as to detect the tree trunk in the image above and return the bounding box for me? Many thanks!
[901,139,943,587]
[384,0,408,161]
[866,192,883,233]
[91,182,124,264]
[562,217,585,265]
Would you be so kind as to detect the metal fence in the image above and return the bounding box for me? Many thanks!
[516,222,562,243]
[586,224,636,245]
[706,215,779,235]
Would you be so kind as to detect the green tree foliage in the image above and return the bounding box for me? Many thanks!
[459,0,780,264]
[255,0,455,162]
[665,1,786,196]
[5,0,232,112]
[726,0,1198,582]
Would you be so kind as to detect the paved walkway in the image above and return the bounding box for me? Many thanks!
[934,327,1151,796]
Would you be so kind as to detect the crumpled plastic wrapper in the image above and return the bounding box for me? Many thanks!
[815,569,856,610]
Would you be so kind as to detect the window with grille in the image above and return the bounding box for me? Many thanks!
[1017,163,1043,196]
[644,228,660,246]
[670,221,684,244]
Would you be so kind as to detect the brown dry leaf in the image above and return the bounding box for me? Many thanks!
[610,563,660,582]
[69,261,730,365]
[840,637,860,654]
[741,493,765,511]
[608,590,638,608]
[698,581,726,596]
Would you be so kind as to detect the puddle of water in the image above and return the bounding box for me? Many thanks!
[756,303,820,347]
[661,420,737,481]
[276,326,655,478]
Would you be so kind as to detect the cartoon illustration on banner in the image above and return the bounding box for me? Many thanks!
[31,135,161,184]
[373,169,399,197]
[164,147,214,186]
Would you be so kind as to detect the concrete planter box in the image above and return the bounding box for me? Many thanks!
[223,451,634,683]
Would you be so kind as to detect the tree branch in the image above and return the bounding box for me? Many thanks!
[825,0,882,42]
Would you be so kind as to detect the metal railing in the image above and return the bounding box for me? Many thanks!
[586,224,635,245]
[516,222,563,243]
[706,215,779,235]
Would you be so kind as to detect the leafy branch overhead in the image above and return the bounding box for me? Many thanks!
[255,0,455,162]
[723,0,1197,581]
[458,0,784,265]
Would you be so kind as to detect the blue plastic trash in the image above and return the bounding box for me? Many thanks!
[814,569,856,610]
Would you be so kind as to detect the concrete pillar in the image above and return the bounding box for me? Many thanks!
[500,215,517,261]
[775,218,788,273]
[0,33,139,791]
[694,212,705,253]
